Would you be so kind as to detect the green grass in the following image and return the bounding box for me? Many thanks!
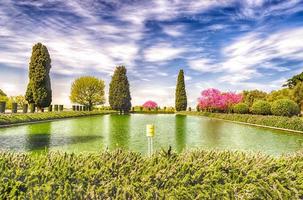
[0,149,302,199]
[179,111,303,132]
[0,111,116,126]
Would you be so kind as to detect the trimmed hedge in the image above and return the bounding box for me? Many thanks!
[271,99,300,117]
[233,103,249,114]
[0,149,302,199]
[251,100,271,115]
[0,111,116,126]
[178,111,303,132]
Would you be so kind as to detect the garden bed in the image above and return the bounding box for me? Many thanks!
[0,111,116,126]
[179,111,303,132]
[0,149,302,199]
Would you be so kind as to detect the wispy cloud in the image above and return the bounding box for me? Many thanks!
[143,43,186,62]
[0,0,303,106]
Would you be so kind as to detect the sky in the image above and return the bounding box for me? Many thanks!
[0,0,303,107]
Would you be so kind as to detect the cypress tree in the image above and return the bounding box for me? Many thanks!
[25,43,52,111]
[175,69,187,111]
[109,66,132,114]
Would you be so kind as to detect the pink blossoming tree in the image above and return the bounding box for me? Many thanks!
[198,88,242,112]
[142,100,158,109]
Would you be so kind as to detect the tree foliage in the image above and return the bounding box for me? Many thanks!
[175,69,187,111]
[271,99,300,117]
[109,66,132,113]
[242,90,267,107]
[0,89,6,97]
[0,89,8,102]
[283,71,303,88]
[25,43,52,109]
[291,82,303,109]
[198,88,242,112]
[251,100,271,115]
[70,76,105,110]
[142,100,158,109]
[6,95,27,109]
[266,88,291,102]
[233,103,249,114]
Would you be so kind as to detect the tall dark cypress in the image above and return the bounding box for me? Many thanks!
[175,69,187,111]
[109,66,131,114]
[25,43,52,110]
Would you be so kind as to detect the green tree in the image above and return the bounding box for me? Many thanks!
[175,69,187,111]
[291,82,303,110]
[283,71,303,88]
[242,90,267,107]
[109,66,132,114]
[70,76,105,110]
[266,88,291,102]
[0,89,8,102]
[0,89,6,97]
[25,43,52,110]
[6,95,27,109]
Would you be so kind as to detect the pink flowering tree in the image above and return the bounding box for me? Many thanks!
[198,88,242,112]
[142,100,158,110]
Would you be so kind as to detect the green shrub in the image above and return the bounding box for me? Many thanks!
[0,101,6,113]
[23,104,28,113]
[251,100,271,115]
[0,150,302,199]
[271,99,300,117]
[0,111,116,125]
[233,103,249,114]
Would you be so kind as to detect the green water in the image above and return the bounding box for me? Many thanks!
[0,114,303,155]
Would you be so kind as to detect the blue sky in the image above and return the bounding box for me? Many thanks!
[0,0,303,107]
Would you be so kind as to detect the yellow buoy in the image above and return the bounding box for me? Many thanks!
[146,124,155,137]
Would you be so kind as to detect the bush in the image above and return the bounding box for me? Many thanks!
[271,99,300,117]
[251,100,271,115]
[0,150,302,199]
[0,111,115,125]
[233,103,249,114]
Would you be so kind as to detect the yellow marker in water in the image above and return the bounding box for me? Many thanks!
[146,124,155,137]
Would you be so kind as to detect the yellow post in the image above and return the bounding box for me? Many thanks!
[146,124,155,156]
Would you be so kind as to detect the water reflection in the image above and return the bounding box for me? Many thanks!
[0,114,303,155]
[108,114,130,149]
[175,115,186,152]
[200,119,224,147]
[26,123,51,152]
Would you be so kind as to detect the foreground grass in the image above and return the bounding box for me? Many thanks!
[179,111,303,132]
[0,111,116,126]
[0,149,302,199]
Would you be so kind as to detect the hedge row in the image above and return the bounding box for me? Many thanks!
[0,149,302,199]
[179,111,303,132]
[0,111,116,126]
[233,99,300,117]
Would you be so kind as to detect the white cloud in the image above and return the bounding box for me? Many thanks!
[188,58,220,73]
[189,27,303,84]
[162,25,184,37]
[143,43,185,62]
